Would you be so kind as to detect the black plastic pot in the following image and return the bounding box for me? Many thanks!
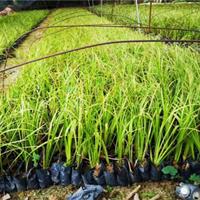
[27,173,40,190]
[129,169,142,183]
[50,163,61,184]
[116,165,130,186]
[4,176,16,193]
[93,173,106,186]
[190,161,200,174]
[104,164,117,186]
[93,163,106,186]
[0,177,5,193]
[71,169,82,186]
[13,176,27,192]
[138,161,150,181]
[150,164,161,181]
[2,159,200,193]
[125,161,141,184]
[104,171,117,186]
[60,165,72,186]
[180,162,192,180]
[82,170,97,185]
[36,169,52,189]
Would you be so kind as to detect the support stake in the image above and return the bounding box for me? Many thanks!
[135,0,141,30]
[100,0,103,18]
[148,1,153,33]
[2,50,8,96]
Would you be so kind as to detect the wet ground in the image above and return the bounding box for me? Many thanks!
[2,181,178,200]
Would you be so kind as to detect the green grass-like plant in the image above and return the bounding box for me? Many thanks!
[0,10,49,56]
[0,8,199,173]
[93,3,200,40]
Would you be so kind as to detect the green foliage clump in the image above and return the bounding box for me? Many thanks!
[162,166,178,177]
[0,10,49,56]
[189,174,200,184]
[0,8,199,173]
[93,3,200,40]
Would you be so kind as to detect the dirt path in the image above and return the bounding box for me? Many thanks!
[6,181,178,200]
[0,12,51,91]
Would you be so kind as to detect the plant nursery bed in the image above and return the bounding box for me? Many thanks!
[4,181,177,200]
[93,3,200,40]
[0,10,49,60]
[0,11,51,89]
[0,7,199,199]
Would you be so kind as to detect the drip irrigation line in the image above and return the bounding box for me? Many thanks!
[1,39,199,74]
[52,12,141,26]
[36,24,200,33]
[92,5,200,32]
[27,9,143,48]
[23,24,200,48]
[29,23,146,48]
[92,10,143,25]
[9,23,200,48]
[52,12,94,25]
[2,10,198,62]
[27,23,200,53]
[2,23,199,64]
[50,5,143,26]
[50,9,86,21]
[4,13,140,49]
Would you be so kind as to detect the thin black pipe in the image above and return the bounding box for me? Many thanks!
[36,24,200,33]
[4,23,199,50]
[91,4,200,32]
[20,24,200,49]
[1,23,199,63]
[30,23,200,48]
[1,39,199,74]
[51,12,141,26]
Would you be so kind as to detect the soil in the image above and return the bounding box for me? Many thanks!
[1,181,179,200]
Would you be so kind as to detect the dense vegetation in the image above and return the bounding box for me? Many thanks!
[93,3,200,40]
[0,8,199,175]
[0,10,49,56]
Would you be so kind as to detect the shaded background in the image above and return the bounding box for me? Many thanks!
[0,0,100,11]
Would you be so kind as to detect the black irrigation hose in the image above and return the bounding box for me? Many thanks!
[27,11,145,36]
[51,12,142,26]
[4,23,199,48]
[1,23,199,63]
[31,23,200,48]
[36,24,200,33]
[48,9,86,21]
[92,11,145,26]
[1,9,199,63]
[1,10,199,61]
[27,23,200,48]
[91,5,200,31]
[27,24,200,48]
[1,39,200,74]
